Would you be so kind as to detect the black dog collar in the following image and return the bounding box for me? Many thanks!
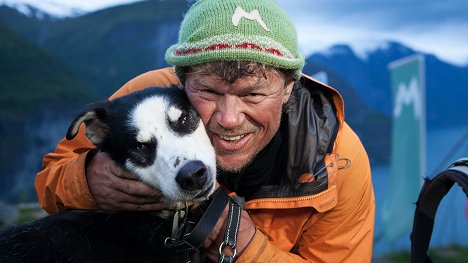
[165,188,243,263]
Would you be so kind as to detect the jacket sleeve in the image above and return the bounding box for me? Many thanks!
[236,122,375,262]
[34,67,180,213]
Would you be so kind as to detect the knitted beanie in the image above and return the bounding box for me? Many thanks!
[165,0,304,79]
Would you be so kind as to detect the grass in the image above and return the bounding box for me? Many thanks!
[0,203,47,229]
[378,245,468,263]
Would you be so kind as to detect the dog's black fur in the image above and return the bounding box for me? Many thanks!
[0,87,216,263]
[0,211,177,262]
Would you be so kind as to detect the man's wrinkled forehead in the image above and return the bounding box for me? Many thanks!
[187,61,282,83]
[189,70,273,90]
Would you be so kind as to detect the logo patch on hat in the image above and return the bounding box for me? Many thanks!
[231,6,270,32]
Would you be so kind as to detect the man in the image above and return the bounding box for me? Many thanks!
[35,0,375,262]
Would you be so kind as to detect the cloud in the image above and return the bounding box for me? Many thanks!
[47,0,139,11]
[279,0,468,28]
[277,0,468,65]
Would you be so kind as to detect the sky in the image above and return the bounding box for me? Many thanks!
[281,0,468,66]
[3,0,468,66]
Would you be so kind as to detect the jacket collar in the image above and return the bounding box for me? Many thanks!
[244,74,344,211]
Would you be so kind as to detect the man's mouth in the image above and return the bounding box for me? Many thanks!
[219,134,246,142]
[212,132,251,152]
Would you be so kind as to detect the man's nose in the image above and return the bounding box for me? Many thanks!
[215,94,245,129]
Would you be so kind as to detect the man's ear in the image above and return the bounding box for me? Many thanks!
[66,103,109,146]
[282,81,295,104]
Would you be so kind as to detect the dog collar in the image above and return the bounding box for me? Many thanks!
[164,188,243,263]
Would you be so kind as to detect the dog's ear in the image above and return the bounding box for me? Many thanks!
[66,104,109,146]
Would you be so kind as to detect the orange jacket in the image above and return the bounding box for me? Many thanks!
[35,67,375,262]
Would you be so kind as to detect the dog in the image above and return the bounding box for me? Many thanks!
[0,86,217,262]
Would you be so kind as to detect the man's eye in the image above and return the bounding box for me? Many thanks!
[202,89,219,95]
[243,93,266,103]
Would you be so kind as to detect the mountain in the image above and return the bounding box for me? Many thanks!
[301,60,391,164]
[0,19,94,203]
[47,0,190,98]
[308,42,468,128]
[2,0,188,99]
[0,4,58,46]
[0,0,466,203]
[0,20,92,120]
[0,0,85,18]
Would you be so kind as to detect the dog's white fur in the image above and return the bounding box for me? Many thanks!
[0,87,218,262]
[127,96,216,201]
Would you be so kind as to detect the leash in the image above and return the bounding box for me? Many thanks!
[164,188,243,263]
[217,194,243,263]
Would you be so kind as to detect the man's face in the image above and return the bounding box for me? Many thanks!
[185,70,294,172]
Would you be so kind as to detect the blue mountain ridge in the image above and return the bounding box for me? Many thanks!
[1,1,466,204]
[308,42,468,129]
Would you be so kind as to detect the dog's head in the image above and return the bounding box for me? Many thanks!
[67,86,216,203]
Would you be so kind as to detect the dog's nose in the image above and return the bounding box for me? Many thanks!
[176,160,208,191]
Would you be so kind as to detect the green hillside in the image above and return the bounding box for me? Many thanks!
[40,0,189,97]
[0,5,55,45]
[0,20,92,121]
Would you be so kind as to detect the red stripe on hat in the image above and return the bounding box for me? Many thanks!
[174,42,286,57]
[265,48,283,56]
[174,47,203,55]
[235,42,262,51]
[204,43,232,51]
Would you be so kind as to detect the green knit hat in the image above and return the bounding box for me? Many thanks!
[165,0,304,79]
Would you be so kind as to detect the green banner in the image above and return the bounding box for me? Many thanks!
[382,54,425,241]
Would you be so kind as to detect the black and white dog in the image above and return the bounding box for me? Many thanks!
[0,87,217,262]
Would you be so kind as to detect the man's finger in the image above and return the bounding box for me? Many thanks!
[98,199,169,211]
[123,193,164,205]
[119,202,170,211]
[117,170,141,181]
[109,165,140,180]
[96,189,166,209]
[113,177,162,197]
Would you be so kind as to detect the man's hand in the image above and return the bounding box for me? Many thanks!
[86,151,167,211]
[202,203,256,261]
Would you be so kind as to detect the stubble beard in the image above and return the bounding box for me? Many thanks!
[215,146,260,173]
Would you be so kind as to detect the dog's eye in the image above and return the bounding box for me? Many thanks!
[129,140,156,167]
[136,142,151,151]
[179,113,187,125]
[167,107,199,136]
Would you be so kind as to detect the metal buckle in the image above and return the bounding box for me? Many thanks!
[218,241,237,261]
